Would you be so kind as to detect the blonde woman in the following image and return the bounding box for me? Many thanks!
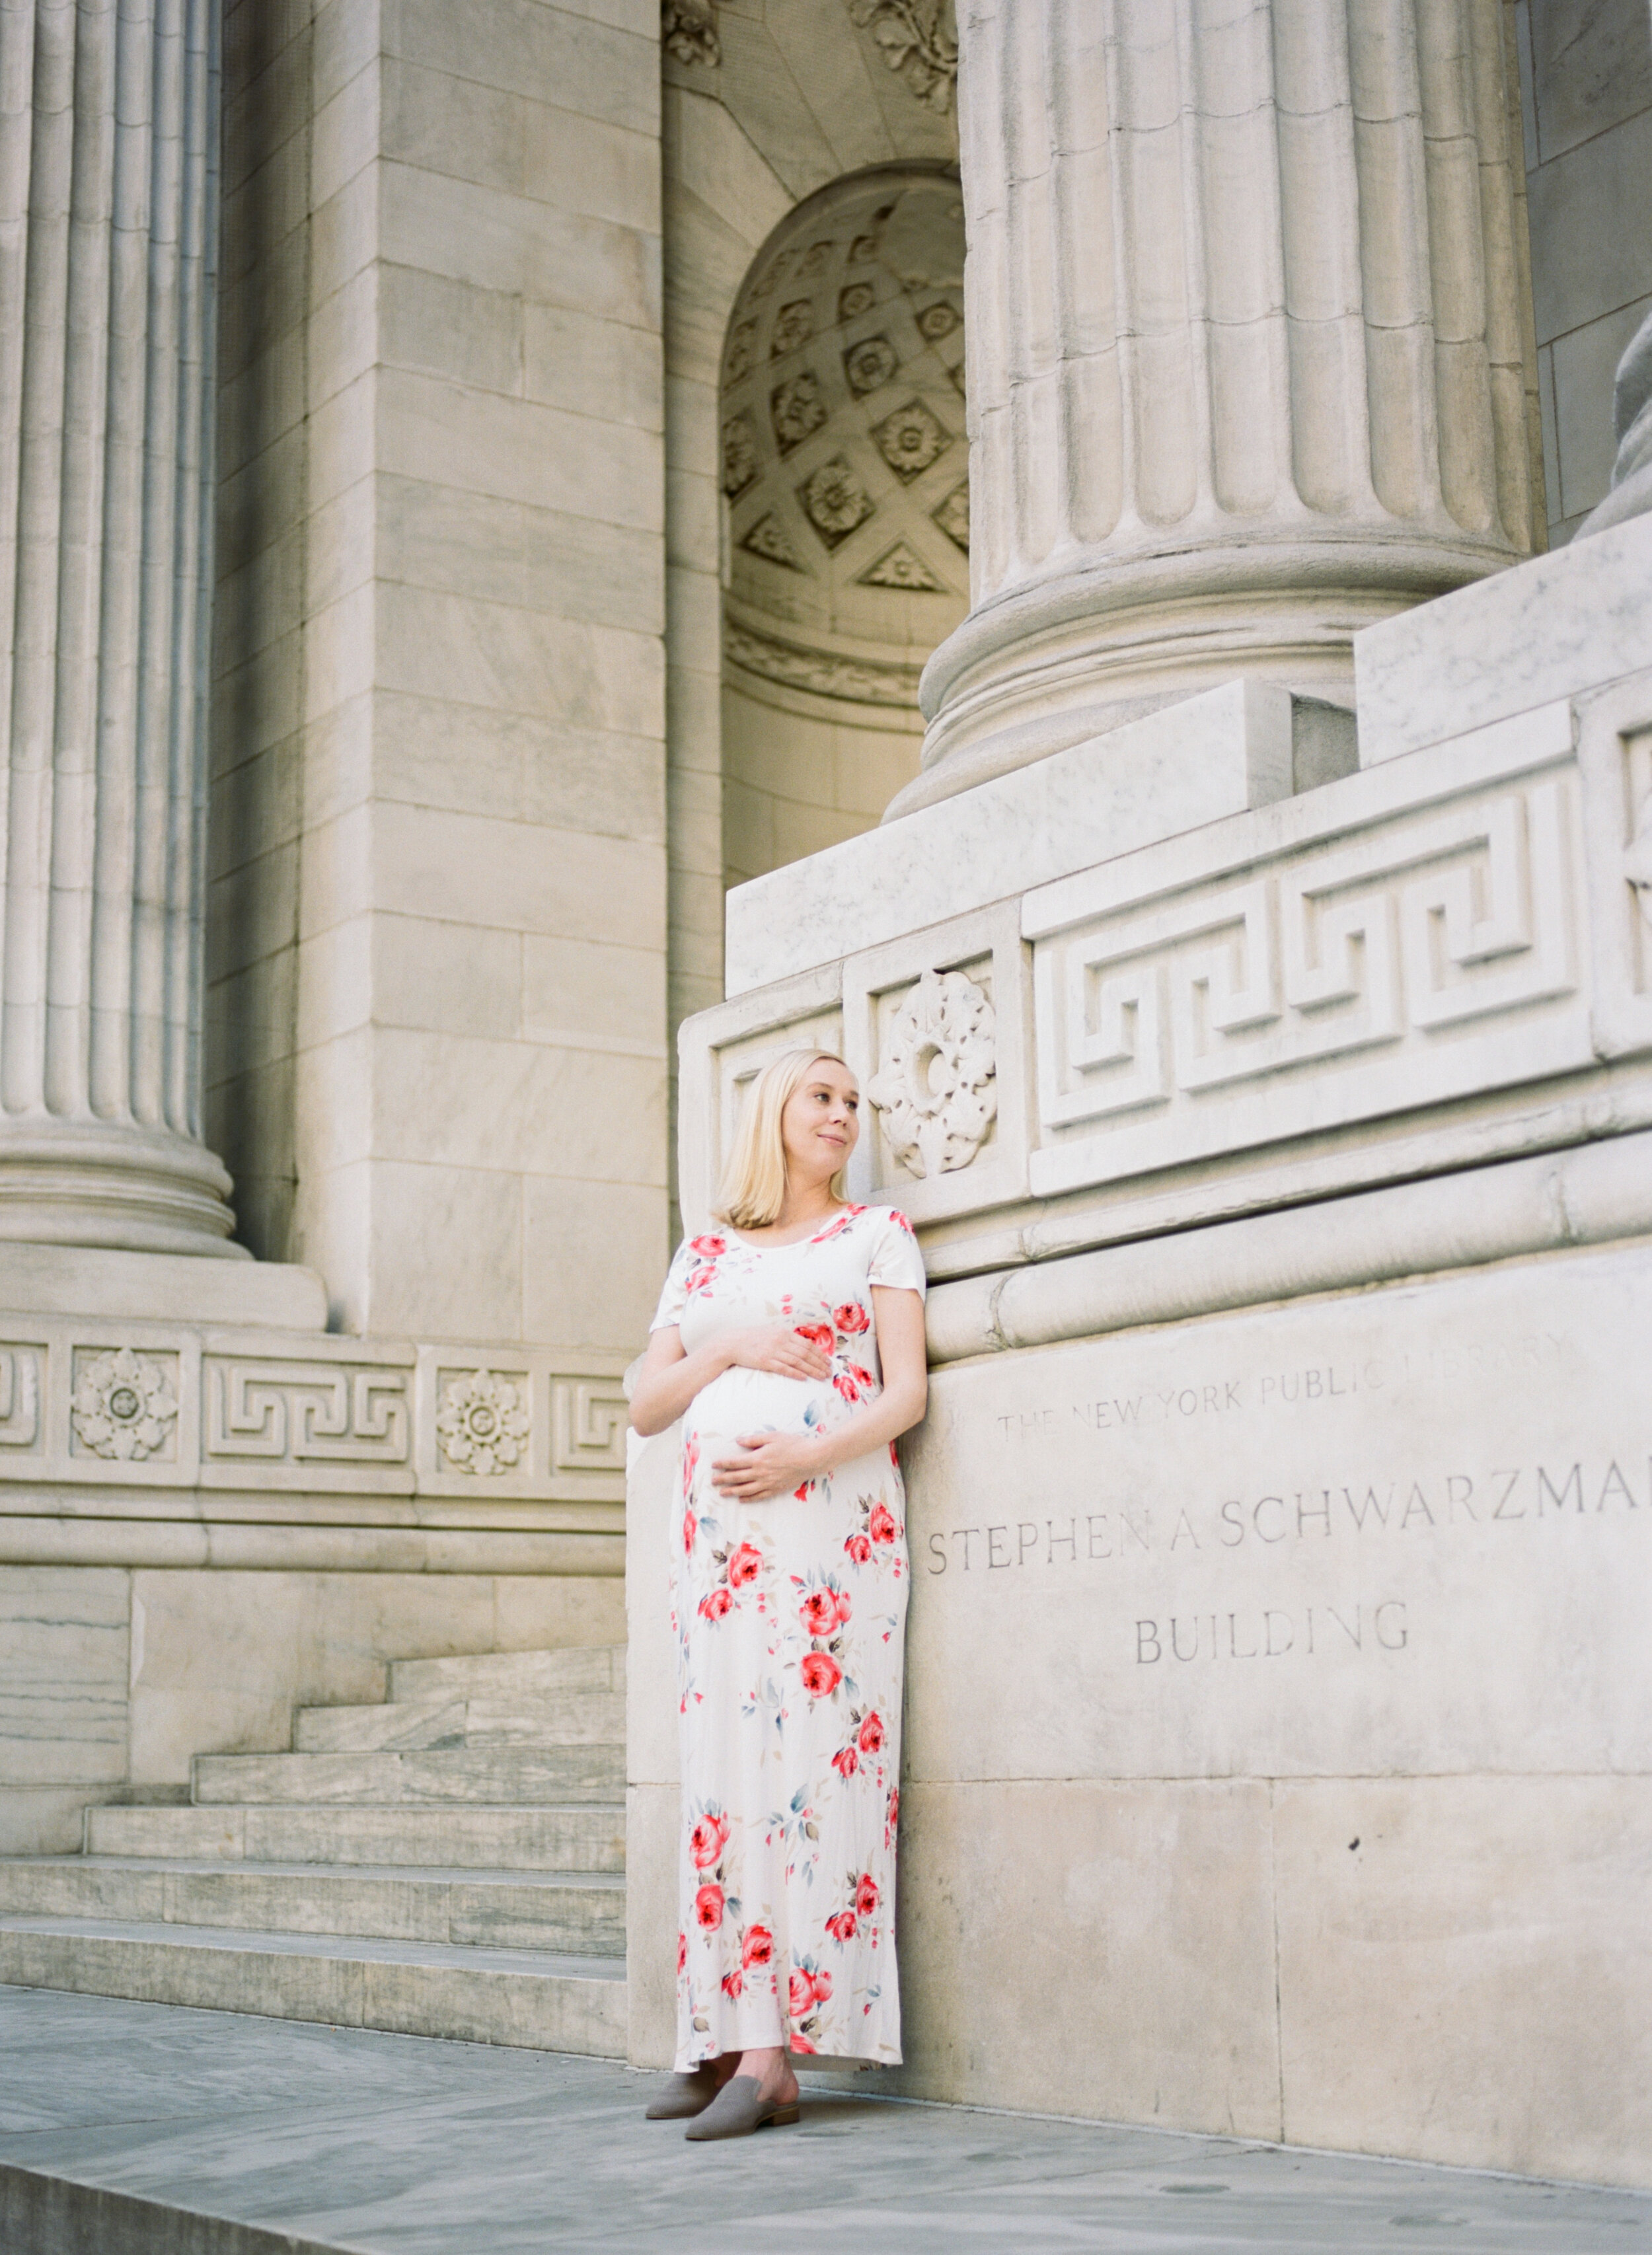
[630,1049,928,2141]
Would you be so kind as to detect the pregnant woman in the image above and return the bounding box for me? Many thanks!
[629,1048,928,2141]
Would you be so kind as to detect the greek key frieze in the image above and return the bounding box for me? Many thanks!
[204,1361,410,1464]
[0,1348,43,1452]
[552,1380,628,1472]
[1033,776,1581,1159]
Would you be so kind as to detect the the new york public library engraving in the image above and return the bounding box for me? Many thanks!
[896,1241,1652,1779]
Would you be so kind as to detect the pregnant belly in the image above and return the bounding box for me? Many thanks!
[685,1365,837,1444]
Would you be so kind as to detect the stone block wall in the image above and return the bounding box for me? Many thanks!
[0,1563,622,1855]
[638,519,1652,2184]
[209,0,670,1349]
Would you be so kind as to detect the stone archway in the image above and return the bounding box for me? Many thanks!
[718,166,968,885]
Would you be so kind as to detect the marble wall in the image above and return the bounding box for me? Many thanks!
[649,500,1652,2185]
[208,0,671,1349]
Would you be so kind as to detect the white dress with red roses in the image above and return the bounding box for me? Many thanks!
[650,1203,925,2068]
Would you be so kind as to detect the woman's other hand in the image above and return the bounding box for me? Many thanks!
[711,1430,826,1501]
[726,1324,833,1382]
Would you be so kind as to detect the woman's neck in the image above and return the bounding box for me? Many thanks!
[776,1171,841,1225]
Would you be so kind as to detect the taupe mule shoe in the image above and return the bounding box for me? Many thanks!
[644,2068,721,2120]
[682,2075,800,2141]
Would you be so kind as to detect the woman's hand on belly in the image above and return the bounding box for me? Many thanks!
[716,1323,833,1383]
[710,1427,827,1503]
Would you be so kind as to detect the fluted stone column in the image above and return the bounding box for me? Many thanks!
[0,0,239,1255]
[895,0,1543,815]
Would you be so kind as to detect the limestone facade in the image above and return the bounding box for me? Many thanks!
[2,0,1651,2192]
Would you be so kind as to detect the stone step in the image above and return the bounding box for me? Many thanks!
[0,1856,626,1956]
[0,1916,626,2055]
[191,1744,624,1806]
[389,1644,625,1702]
[293,1687,626,1754]
[86,1802,626,1872]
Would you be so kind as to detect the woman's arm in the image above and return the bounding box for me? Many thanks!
[709,1285,928,1501]
[628,1321,833,1438]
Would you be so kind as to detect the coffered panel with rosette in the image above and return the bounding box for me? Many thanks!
[840,901,1030,1225]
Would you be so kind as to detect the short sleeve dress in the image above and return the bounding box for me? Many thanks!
[650,1202,926,2068]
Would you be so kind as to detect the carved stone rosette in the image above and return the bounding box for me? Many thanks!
[846,0,958,113]
[867,968,996,1177]
[70,1348,180,1462]
[436,1370,531,1477]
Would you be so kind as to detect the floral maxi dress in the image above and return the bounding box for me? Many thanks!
[651,1204,926,2067]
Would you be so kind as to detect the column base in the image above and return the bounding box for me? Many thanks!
[0,1121,244,1260]
[891,531,1515,820]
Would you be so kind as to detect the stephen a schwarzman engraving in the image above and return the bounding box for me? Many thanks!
[922,1454,1647,1578]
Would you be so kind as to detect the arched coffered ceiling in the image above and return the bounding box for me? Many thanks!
[720,165,968,710]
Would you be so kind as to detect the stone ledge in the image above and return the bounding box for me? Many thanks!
[2,1245,326,1328]
[0,1520,625,1576]
[924,1126,1652,1364]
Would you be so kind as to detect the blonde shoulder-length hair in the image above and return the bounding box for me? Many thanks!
[713,1047,854,1230]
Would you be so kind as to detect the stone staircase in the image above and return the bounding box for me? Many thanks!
[0,1645,628,2056]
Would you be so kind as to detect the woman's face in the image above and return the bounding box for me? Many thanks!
[780,1058,860,1189]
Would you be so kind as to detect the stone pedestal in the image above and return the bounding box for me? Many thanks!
[644,515,1652,2184]
[893,0,1543,813]
[1,0,241,1255]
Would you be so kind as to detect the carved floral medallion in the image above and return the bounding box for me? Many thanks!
[437,1370,530,1477]
[874,398,950,482]
[771,371,829,453]
[867,968,997,1178]
[846,0,957,112]
[71,1347,179,1460]
[845,336,899,396]
[770,299,816,357]
[721,414,759,496]
[799,456,876,547]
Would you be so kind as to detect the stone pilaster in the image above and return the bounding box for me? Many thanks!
[895,0,1544,814]
[0,0,236,1253]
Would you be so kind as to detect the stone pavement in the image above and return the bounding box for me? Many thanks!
[0,1987,1647,2255]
